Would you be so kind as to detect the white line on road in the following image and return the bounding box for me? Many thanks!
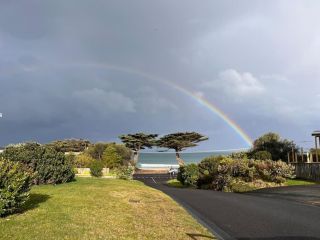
[151,177,157,184]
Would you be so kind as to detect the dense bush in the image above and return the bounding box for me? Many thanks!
[252,160,295,183]
[0,159,33,217]
[249,132,297,161]
[197,156,225,189]
[46,139,91,153]
[86,143,132,165]
[113,144,132,166]
[89,161,104,177]
[102,145,122,169]
[74,153,95,168]
[2,143,75,185]
[253,151,272,160]
[191,155,295,192]
[116,166,134,180]
[228,151,248,159]
[177,164,199,187]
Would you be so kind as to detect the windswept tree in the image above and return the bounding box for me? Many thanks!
[119,133,158,165]
[157,132,208,166]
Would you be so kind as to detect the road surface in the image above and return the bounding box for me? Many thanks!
[134,174,320,240]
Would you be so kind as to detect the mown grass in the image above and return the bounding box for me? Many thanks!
[167,179,186,188]
[285,178,318,186]
[0,178,214,240]
[167,178,319,192]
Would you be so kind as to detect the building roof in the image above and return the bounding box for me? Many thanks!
[312,131,320,136]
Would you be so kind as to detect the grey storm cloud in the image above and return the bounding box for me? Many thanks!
[1,0,320,149]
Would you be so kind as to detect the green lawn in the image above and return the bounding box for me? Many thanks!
[285,179,318,186]
[0,178,214,240]
[167,179,186,188]
[167,178,318,192]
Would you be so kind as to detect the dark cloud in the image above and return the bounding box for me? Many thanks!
[0,1,320,149]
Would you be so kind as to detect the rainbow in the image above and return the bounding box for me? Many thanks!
[76,63,253,147]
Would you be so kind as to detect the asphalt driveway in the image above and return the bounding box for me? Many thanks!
[134,174,320,240]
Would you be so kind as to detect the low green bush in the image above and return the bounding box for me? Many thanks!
[116,166,134,180]
[197,156,224,189]
[0,159,33,217]
[196,156,295,191]
[252,160,295,183]
[89,161,104,177]
[253,151,272,160]
[74,153,95,168]
[2,143,75,184]
[102,145,122,169]
[177,164,199,187]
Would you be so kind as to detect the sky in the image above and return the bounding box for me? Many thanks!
[1,0,320,150]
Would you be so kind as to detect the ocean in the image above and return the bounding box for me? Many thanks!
[137,150,234,169]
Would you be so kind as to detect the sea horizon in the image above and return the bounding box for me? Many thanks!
[137,150,242,168]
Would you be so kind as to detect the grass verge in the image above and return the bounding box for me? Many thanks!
[0,178,214,240]
[167,178,319,193]
[285,179,318,186]
[167,179,187,188]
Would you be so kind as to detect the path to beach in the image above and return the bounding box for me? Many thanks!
[134,173,320,240]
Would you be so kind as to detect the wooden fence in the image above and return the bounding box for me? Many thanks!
[293,163,320,181]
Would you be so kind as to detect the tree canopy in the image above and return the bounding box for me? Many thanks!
[119,133,158,165]
[119,133,158,152]
[157,132,208,166]
[157,132,208,152]
[249,132,297,161]
[46,139,91,153]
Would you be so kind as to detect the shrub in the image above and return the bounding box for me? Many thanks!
[86,143,107,160]
[253,151,272,160]
[113,144,132,166]
[116,166,134,180]
[102,145,122,169]
[46,139,91,153]
[228,151,248,159]
[252,160,295,183]
[197,156,295,191]
[0,159,33,217]
[2,143,75,184]
[65,153,76,167]
[177,164,199,187]
[36,148,75,184]
[89,161,104,177]
[74,153,95,168]
[85,143,132,165]
[197,156,225,189]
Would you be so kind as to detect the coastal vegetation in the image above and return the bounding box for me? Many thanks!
[176,156,295,192]
[0,178,214,240]
[119,133,158,165]
[1,143,75,185]
[247,132,298,162]
[0,143,75,216]
[46,139,91,153]
[156,132,208,165]
[0,160,33,217]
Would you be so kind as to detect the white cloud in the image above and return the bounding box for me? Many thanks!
[73,88,136,114]
[204,69,265,98]
[194,91,205,98]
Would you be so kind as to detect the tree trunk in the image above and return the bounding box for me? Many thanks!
[131,151,139,166]
[175,151,185,166]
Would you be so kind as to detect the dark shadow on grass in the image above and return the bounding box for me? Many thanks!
[186,233,215,239]
[19,193,51,213]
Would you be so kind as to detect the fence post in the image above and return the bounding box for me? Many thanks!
[315,136,319,162]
